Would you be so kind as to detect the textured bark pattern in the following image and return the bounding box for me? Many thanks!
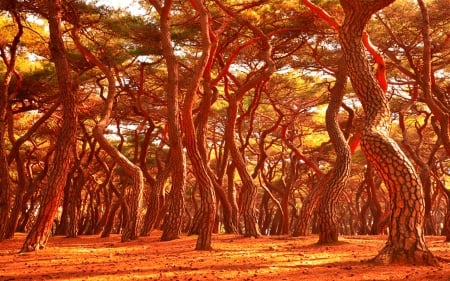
[226,96,261,237]
[153,0,186,243]
[160,150,186,241]
[140,165,169,236]
[181,0,217,250]
[317,58,351,244]
[339,0,436,265]
[21,0,78,251]
[293,173,330,236]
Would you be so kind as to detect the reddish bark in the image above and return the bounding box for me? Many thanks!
[339,0,437,265]
[21,0,78,251]
[148,0,187,243]
[0,3,22,241]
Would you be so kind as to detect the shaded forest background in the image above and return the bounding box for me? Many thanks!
[0,0,449,265]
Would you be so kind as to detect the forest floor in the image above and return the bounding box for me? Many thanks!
[1,231,450,281]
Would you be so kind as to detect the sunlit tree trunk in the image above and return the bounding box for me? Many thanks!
[225,95,261,237]
[148,0,186,242]
[21,0,78,251]
[339,0,436,265]
[179,0,217,250]
[317,58,351,244]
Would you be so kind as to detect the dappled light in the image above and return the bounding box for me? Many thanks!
[1,0,450,278]
[1,232,450,280]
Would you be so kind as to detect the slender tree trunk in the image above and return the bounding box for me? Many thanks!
[5,102,57,238]
[364,164,385,235]
[147,0,187,242]
[71,27,144,242]
[140,164,170,236]
[227,163,240,233]
[66,168,84,238]
[317,58,351,244]
[101,199,122,238]
[339,0,436,265]
[293,174,329,236]
[0,3,22,241]
[226,95,261,237]
[4,151,27,239]
[180,0,217,250]
[21,0,78,251]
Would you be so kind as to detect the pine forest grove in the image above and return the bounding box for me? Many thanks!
[1,0,450,266]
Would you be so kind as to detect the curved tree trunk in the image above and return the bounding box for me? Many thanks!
[71,27,144,242]
[293,174,329,236]
[21,0,78,251]
[138,123,169,237]
[180,0,217,250]
[317,58,351,244]
[226,95,261,237]
[148,0,186,243]
[140,163,170,236]
[0,3,22,241]
[339,0,436,265]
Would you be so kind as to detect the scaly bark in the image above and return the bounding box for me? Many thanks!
[339,0,437,265]
[317,58,351,244]
[180,0,217,250]
[21,0,78,251]
[149,0,186,242]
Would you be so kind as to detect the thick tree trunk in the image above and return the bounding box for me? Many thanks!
[339,0,437,265]
[160,162,185,241]
[21,0,78,251]
[317,58,351,244]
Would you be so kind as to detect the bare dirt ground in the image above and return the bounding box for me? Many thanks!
[1,231,450,281]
